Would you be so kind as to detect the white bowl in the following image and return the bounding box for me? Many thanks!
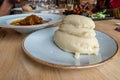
[0,13,62,33]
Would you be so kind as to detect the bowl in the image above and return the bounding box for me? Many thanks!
[0,13,62,33]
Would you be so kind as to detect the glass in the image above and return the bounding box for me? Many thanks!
[38,0,46,8]
[28,0,40,9]
[48,0,57,9]
[36,0,57,9]
[65,0,74,10]
[27,0,57,13]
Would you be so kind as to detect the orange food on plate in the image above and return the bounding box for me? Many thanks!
[19,14,43,25]
[10,14,44,25]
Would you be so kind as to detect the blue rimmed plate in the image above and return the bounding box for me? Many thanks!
[22,27,118,69]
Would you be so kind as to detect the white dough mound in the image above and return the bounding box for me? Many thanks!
[53,15,99,58]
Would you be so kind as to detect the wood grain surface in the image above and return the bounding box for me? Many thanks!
[0,19,120,80]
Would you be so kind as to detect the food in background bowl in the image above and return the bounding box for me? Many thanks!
[10,14,48,25]
[89,9,111,20]
[53,15,99,58]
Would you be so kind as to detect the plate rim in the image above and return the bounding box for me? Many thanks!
[0,13,62,28]
[22,27,119,69]
[92,16,115,21]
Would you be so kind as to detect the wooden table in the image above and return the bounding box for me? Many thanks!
[0,19,120,80]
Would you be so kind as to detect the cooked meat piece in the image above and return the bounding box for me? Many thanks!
[19,19,27,25]
[19,14,43,25]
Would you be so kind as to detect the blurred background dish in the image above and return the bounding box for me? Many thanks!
[11,8,23,14]
[0,13,62,33]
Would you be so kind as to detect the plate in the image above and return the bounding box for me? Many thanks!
[116,23,120,26]
[22,27,118,69]
[92,17,115,21]
[0,13,62,33]
[11,8,23,11]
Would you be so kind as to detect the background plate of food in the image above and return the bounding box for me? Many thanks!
[0,13,62,33]
[89,12,115,21]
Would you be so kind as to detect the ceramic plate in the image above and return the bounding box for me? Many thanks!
[0,13,62,33]
[22,27,118,69]
[116,23,120,26]
[92,17,115,21]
